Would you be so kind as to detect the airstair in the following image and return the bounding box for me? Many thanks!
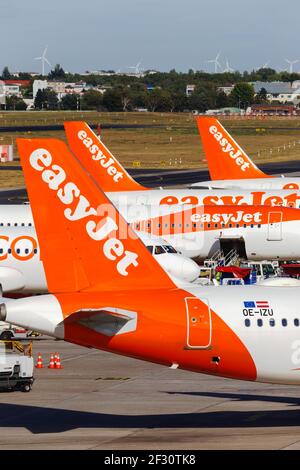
[204,248,239,268]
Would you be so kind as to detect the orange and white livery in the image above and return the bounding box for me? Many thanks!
[0,226,200,293]
[193,117,300,190]
[62,120,300,206]
[128,203,300,259]
[64,121,147,192]
[3,136,300,386]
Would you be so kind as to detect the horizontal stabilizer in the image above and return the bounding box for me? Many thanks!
[65,306,137,337]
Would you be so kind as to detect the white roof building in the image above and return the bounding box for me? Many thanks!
[253,81,300,105]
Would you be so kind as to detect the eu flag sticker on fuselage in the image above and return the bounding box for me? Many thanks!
[244,301,270,309]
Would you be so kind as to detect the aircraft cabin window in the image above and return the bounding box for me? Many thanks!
[243,224,247,228]
[258,224,261,228]
[34,249,37,254]
[146,246,153,254]
[257,319,263,327]
[29,223,32,227]
[7,223,10,226]
[21,223,25,227]
[294,319,300,327]
[14,223,18,226]
[236,224,240,228]
[8,249,11,254]
[16,249,20,254]
[0,223,3,227]
[25,249,29,254]
[269,319,275,327]
[250,224,254,228]
[171,224,175,228]
[163,245,177,253]
[245,319,251,327]
[207,223,211,228]
[193,223,197,228]
[228,224,232,228]
[214,223,218,228]
[0,249,3,254]
[154,246,165,255]
[282,319,288,327]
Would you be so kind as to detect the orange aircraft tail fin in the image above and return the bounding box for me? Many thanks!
[197,117,269,180]
[64,121,148,192]
[17,138,173,293]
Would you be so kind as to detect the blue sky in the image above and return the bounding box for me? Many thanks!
[1,0,299,73]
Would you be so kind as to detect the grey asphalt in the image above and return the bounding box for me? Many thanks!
[1,340,300,450]
[1,160,300,204]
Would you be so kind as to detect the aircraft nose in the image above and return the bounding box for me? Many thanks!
[157,253,200,283]
[180,257,200,282]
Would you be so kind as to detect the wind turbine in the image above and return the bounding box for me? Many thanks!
[128,60,143,75]
[206,52,221,73]
[34,46,51,76]
[223,58,234,73]
[285,58,299,74]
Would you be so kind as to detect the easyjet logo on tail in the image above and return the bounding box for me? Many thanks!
[29,148,138,277]
[77,130,124,183]
[209,125,250,172]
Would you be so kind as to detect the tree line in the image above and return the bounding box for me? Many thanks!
[0,64,292,112]
[32,82,266,112]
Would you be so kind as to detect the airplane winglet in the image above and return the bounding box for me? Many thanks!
[64,121,148,192]
[197,117,269,180]
[17,138,172,294]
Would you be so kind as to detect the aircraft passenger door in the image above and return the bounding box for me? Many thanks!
[185,297,211,349]
[267,211,283,241]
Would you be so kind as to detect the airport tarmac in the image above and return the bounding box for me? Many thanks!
[1,340,300,450]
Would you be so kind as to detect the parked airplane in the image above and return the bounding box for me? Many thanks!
[126,203,300,260]
[4,136,300,386]
[63,120,300,207]
[3,197,300,261]
[0,227,200,293]
[192,117,300,190]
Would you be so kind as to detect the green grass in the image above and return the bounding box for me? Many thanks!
[0,112,300,188]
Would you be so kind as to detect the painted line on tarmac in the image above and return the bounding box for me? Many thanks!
[61,350,101,363]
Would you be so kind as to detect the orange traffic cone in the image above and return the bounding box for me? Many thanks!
[55,352,63,369]
[35,353,44,369]
[48,353,55,369]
